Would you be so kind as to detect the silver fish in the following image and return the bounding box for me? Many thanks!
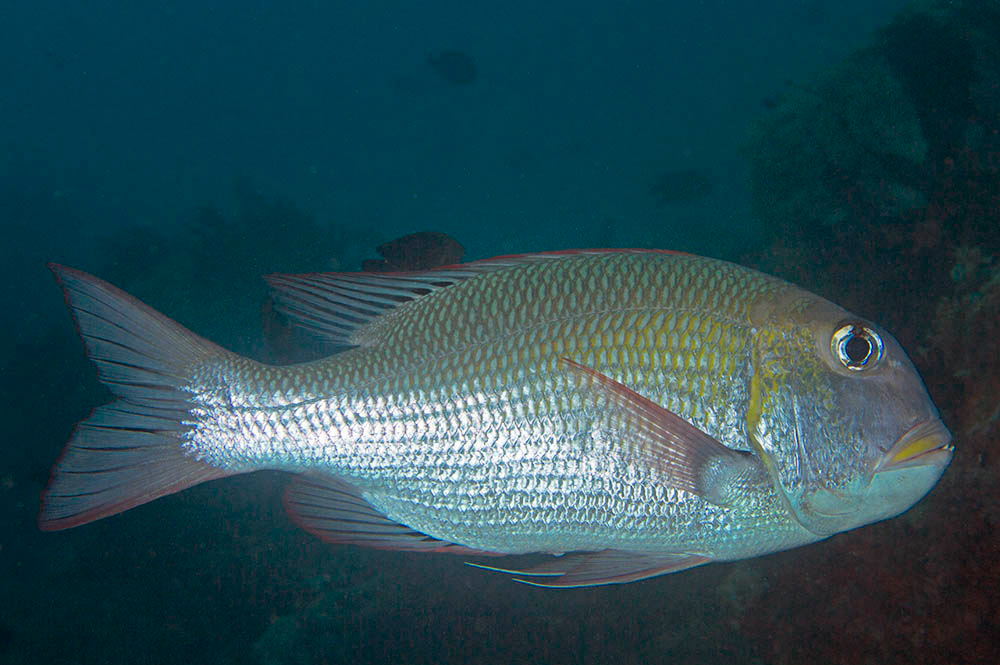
[40,250,953,587]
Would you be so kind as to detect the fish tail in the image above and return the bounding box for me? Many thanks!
[39,264,234,531]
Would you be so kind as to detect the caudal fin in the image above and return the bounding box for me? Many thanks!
[40,265,234,530]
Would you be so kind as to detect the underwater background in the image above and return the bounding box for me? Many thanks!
[1,1,998,663]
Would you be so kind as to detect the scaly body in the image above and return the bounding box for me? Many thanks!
[41,250,952,586]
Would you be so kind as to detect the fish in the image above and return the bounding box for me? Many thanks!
[360,231,465,272]
[39,249,953,587]
[426,50,477,86]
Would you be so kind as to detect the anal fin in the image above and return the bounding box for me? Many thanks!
[468,550,711,588]
[284,474,498,556]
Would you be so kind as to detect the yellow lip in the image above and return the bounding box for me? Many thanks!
[877,419,954,472]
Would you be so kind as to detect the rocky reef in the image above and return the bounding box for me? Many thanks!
[740,1,1000,662]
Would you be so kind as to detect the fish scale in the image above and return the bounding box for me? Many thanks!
[181,253,792,555]
[40,251,952,586]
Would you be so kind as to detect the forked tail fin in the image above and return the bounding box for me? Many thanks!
[40,265,235,530]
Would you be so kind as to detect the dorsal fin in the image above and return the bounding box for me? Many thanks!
[264,269,474,345]
[265,248,685,346]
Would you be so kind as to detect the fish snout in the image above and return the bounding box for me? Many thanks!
[875,419,954,473]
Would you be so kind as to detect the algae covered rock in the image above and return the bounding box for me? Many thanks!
[738,4,1000,664]
[745,48,927,240]
[831,53,927,165]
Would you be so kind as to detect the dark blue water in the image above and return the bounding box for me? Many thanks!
[2,1,998,663]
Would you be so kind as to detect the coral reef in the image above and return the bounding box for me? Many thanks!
[926,254,1000,446]
[741,1,1000,663]
[745,50,928,249]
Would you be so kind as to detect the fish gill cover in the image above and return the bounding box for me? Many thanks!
[740,2,1000,662]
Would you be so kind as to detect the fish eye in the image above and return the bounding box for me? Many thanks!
[831,322,883,371]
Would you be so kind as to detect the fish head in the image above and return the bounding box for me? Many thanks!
[748,292,953,537]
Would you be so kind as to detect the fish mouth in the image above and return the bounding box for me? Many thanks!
[876,419,954,472]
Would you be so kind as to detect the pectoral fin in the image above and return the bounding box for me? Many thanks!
[561,358,766,505]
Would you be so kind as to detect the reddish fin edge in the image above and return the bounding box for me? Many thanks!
[40,265,235,530]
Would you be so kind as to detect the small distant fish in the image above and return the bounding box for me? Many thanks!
[427,50,477,85]
[40,250,952,587]
[361,231,465,272]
